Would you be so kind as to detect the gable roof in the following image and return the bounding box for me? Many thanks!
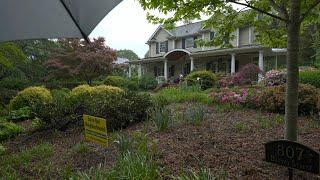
[147,26,174,42]
[168,21,205,38]
[147,20,208,44]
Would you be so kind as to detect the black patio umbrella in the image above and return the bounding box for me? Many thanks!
[0,0,123,42]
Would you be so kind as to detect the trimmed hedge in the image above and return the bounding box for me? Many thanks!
[299,71,320,88]
[9,86,52,111]
[185,71,217,90]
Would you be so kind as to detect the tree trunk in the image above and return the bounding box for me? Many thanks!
[285,0,301,141]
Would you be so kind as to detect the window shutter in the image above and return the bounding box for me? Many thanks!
[154,66,157,77]
[182,38,185,49]
[165,41,168,52]
[156,42,159,54]
[193,36,198,48]
[210,32,215,40]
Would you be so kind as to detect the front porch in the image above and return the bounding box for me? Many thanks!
[129,46,286,83]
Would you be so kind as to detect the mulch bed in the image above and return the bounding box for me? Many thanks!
[2,106,320,179]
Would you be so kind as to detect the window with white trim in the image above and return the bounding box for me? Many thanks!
[185,37,194,48]
[159,41,167,53]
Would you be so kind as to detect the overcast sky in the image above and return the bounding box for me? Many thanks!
[90,0,159,58]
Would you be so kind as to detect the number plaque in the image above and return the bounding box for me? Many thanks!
[265,140,320,174]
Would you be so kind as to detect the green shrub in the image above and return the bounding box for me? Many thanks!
[35,89,75,129]
[70,85,150,130]
[126,78,139,91]
[0,78,30,90]
[104,76,127,88]
[139,74,158,90]
[0,122,24,141]
[299,71,320,88]
[185,71,217,90]
[9,86,52,111]
[0,88,18,107]
[7,106,31,122]
[261,84,318,115]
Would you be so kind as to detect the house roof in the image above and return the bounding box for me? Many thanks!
[168,21,205,38]
[147,20,207,43]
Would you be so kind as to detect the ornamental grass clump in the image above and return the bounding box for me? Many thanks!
[185,103,207,125]
[150,107,173,132]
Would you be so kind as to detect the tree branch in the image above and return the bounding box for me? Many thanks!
[300,0,320,22]
[227,0,288,22]
[268,0,289,20]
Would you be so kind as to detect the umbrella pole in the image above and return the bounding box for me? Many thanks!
[59,0,90,43]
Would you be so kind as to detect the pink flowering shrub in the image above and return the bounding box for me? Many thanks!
[209,88,248,105]
[264,69,287,86]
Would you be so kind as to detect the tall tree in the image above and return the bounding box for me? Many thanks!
[44,38,116,85]
[117,49,140,60]
[139,0,320,141]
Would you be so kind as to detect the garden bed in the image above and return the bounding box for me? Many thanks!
[1,105,320,179]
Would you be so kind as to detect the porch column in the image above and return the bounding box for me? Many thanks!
[164,60,168,80]
[190,57,194,71]
[138,64,142,78]
[258,50,264,82]
[128,64,132,78]
[231,53,236,74]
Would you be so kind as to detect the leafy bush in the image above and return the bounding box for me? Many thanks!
[104,76,127,88]
[126,78,139,91]
[0,88,18,107]
[261,84,318,115]
[185,71,217,90]
[0,122,24,141]
[7,106,31,122]
[150,107,172,132]
[299,71,320,88]
[264,69,287,86]
[139,74,158,90]
[70,85,150,130]
[35,89,75,129]
[9,86,52,111]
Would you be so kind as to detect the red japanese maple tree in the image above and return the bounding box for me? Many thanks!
[44,37,116,85]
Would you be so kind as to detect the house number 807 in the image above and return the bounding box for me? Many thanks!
[277,144,304,160]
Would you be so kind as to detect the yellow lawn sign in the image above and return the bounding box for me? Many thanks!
[83,114,107,147]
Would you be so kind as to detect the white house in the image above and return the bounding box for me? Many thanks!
[129,21,286,82]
